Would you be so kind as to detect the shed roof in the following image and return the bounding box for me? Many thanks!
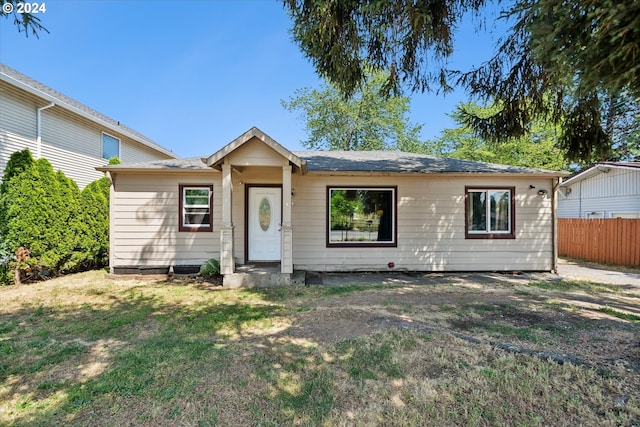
[0,63,177,159]
[560,162,640,187]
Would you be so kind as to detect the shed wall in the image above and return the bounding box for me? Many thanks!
[558,168,640,218]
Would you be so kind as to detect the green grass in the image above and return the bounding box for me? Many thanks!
[528,280,618,294]
[1,271,638,426]
[600,306,640,323]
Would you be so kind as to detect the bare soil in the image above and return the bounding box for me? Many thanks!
[287,280,640,389]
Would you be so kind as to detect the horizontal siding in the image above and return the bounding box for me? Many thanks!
[290,174,555,272]
[40,143,105,188]
[227,138,288,167]
[0,131,37,182]
[41,107,173,164]
[559,168,640,218]
[0,82,39,139]
[109,169,556,272]
[1,80,173,190]
[111,173,221,267]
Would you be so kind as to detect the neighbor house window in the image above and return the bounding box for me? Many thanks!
[179,184,213,232]
[327,186,397,247]
[465,187,515,239]
[102,133,120,160]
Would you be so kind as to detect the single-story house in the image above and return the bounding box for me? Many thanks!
[558,162,640,218]
[97,127,568,285]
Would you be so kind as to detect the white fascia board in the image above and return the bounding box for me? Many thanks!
[0,72,177,159]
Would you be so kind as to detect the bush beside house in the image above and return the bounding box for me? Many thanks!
[0,150,113,284]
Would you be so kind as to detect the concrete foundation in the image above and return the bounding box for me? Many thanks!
[222,265,306,288]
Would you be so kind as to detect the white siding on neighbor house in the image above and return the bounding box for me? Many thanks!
[111,173,221,267]
[0,82,38,180]
[0,82,38,139]
[0,131,37,179]
[0,78,174,188]
[558,167,640,218]
[290,174,555,272]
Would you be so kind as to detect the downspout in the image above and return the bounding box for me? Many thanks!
[36,102,55,158]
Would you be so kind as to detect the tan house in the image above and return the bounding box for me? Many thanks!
[98,127,567,286]
[0,64,176,188]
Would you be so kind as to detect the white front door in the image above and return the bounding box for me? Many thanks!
[248,186,281,261]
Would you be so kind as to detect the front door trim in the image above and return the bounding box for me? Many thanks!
[244,184,283,263]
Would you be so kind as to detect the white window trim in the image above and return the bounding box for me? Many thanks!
[101,132,121,160]
[179,184,213,232]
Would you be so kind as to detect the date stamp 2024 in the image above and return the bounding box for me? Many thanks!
[2,2,47,14]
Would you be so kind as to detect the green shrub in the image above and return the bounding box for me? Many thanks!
[75,176,110,269]
[0,150,113,283]
[0,148,34,196]
[200,259,221,276]
[0,158,83,277]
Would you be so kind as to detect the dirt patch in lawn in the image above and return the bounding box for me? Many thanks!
[2,271,639,426]
[285,281,640,381]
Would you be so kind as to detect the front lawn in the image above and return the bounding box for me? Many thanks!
[1,271,638,426]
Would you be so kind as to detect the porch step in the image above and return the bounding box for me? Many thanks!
[223,268,306,288]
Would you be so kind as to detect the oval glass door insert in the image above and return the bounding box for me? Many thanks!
[258,197,271,231]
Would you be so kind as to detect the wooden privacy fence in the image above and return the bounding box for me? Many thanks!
[558,218,640,268]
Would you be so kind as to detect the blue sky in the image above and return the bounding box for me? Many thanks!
[0,0,504,158]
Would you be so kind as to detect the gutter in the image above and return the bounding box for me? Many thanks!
[36,102,55,158]
[1,72,177,159]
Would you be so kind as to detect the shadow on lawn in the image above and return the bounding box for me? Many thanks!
[2,277,639,426]
[0,288,287,426]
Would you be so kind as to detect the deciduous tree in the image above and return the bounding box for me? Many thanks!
[282,70,422,151]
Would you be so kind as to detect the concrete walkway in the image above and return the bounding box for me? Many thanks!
[308,259,640,288]
[556,258,640,287]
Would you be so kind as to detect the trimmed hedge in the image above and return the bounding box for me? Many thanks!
[0,150,112,283]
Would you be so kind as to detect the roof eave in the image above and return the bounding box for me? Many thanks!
[95,166,217,174]
[0,71,178,159]
[306,170,568,177]
[559,163,637,187]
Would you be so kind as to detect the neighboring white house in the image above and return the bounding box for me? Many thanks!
[98,127,568,284]
[558,162,640,219]
[0,64,177,188]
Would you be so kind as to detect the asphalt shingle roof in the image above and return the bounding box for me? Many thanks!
[0,63,175,158]
[295,151,560,174]
[100,151,564,175]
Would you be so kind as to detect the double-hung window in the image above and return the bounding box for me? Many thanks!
[102,133,120,160]
[179,184,213,232]
[327,186,397,247]
[465,187,515,239]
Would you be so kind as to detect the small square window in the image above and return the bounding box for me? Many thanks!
[102,133,120,160]
[465,187,515,239]
[179,185,213,232]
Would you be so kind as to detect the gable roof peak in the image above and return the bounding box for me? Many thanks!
[203,127,306,172]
